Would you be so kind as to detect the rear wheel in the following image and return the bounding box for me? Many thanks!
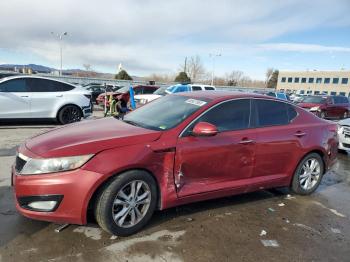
[95,170,157,236]
[57,105,82,125]
[291,153,324,195]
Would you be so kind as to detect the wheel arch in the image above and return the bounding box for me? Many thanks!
[290,149,326,186]
[85,168,161,224]
[56,103,83,121]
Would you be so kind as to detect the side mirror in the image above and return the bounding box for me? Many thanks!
[192,122,218,137]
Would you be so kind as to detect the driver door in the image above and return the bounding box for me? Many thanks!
[174,99,256,197]
[0,78,31,118]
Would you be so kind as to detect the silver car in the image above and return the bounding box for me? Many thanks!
[0,76,92,124]
[338,118,350,152]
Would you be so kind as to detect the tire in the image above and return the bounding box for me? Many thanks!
[57,105,82,125]
[95,170,157,236]
[291,153,324,195]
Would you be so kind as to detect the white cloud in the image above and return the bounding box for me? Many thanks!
[0,0,350,76]
[258,43,350,53]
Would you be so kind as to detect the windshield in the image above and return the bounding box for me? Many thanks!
[116,86,130,93]
[301,96,326,104]
[123,95,210,130]
[153,86,170,96]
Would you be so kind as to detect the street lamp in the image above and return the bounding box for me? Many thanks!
[51,31,68,76]
[209,53,221,86]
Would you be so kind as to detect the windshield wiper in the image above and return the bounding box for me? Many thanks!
[123,119,140,127]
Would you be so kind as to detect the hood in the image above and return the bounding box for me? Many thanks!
[134,94,162,102]
[298,102,322,109]
[338,118,350,126]
[25,118,162,158]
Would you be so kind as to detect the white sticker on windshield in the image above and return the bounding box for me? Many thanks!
[185,99,207,107]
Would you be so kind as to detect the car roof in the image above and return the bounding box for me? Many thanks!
[0,75,77,87]
[176,90,279,101]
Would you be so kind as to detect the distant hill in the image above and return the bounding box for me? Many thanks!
[0,64,55,73]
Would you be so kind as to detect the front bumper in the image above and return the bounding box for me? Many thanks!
[13,166,104,225]
[82,104,93,118]
[338,132,350,151]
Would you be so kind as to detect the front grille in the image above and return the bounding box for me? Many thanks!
[343,126,350,136]
[15,155,27,173]
[343,143,350,149]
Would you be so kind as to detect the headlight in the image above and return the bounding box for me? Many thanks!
[310,106,320,111]
[337,124,343,134]
[139,99,147,104]
[20,154,94,175]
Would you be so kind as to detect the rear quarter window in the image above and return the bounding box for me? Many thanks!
[204,86,215,90]
[255,99,290,127]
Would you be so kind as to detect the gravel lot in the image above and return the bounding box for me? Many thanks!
[0,112,350,262]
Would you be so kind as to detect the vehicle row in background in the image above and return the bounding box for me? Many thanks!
[298,95,349,119]
[134,84,216,105]
[0,76,92,124]
[96,85,159,107]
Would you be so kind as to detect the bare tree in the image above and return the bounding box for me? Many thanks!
[225,70,244,86]
[265,68,274,84]
[187,55,206,82]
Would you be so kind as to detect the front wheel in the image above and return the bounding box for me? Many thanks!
[57,105,82,125]
[95,170,157,236]
[291,153,324,195]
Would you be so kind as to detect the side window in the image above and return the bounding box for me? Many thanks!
[255,100,289,127]
[52,81,74,92]
[287,104,298,122]
[333,97,341,104]
[27,79,74,92]
[0,79,28,92]
[175,85,189,93]
[133,87,143,95]
[192,99,251,132]
[191,86,202,91]
[143,87,156,94]
[205,86,215,90]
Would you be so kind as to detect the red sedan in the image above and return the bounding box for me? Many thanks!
[13,91,338,236]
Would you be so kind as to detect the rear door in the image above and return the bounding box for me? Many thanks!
[251,99,301,188]
[0,78,31,118]
[174,99,257,196]
[28,78,74,118]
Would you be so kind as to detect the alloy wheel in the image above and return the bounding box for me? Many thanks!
[299,158,321,190]
[61,106,81,124]
[112,180,151,228]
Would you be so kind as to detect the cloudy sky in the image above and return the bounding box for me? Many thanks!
[0,0,350,79]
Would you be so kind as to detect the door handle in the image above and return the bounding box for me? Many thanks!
[56,95,63,97]
[239,139,255,145]
[294,131,306,137]
[20,95,29,97]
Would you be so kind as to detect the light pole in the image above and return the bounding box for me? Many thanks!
[209,53,221,86]
[51,32,68,76]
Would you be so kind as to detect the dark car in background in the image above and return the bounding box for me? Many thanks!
[298,96,350,119]
[298,95,350,119]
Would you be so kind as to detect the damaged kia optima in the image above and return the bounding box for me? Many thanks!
[12,91,338,236]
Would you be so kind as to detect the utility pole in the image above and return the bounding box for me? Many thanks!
[209,53,221,86]
[184,57,187,74]
[51,32,68,76]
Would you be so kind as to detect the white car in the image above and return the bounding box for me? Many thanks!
[134,84,216,105]
[338,118,350,151]
[0,76,92,124]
